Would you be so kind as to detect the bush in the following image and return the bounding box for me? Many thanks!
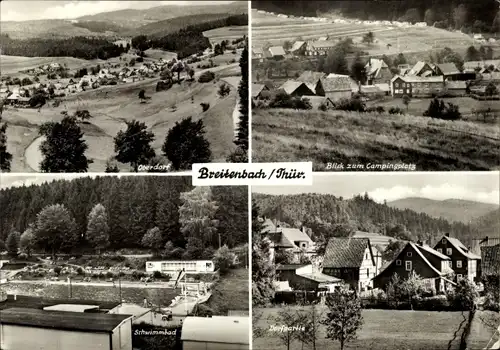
[132,270,146,280]
[200,102,210,112]
[269,91,312,109]
[156,80,173,92]
[423,98,461,120]
[106,271,115,279]
[194,304,214,317]
[152,270,163,279]
[53,266,62,275]
[389,106,404,115]
[198,71,215,83]
[76,267,84,275]
[218,83,231,98]
[335,97,366,112]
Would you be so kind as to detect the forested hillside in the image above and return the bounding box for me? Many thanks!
[472,209,500,237]
[253,192,479,246]
[252,0,500,32]
[0,34,127,59]
[0,177,248,254]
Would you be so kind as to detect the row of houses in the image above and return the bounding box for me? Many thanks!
[263,218,498,294]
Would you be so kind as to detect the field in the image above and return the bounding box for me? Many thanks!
[203,25,249,45]
[252,108,500,171]
[0,55,102,75]
[251,10,478,57]
[3,64,239,172]
[2,281,180,306]
[253,307,497,350]
[205,268,249,315]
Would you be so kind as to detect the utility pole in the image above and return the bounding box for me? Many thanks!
[119,275,122,304]
[68,276,72,299]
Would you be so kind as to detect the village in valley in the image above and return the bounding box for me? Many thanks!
[0,175,250,350]
[251,1,500,171]
[252,173,500,350]
[0,1,249,173]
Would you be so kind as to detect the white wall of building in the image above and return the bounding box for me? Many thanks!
[111,320,132,350]
[0,324,110,350]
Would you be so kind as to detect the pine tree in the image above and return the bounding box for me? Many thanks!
[6,231,21,257]
[0,114,12,172]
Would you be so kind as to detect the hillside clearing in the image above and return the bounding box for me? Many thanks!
[252,108,500,171]
[203,25,248,45]
[0,55,101,75]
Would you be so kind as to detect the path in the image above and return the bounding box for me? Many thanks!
[222,76,242,139]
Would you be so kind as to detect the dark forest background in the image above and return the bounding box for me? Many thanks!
[252,0,500,32]
[253,192,496,247]
[0,177,248,253]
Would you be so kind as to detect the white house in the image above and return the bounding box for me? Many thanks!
[145,260,215,276]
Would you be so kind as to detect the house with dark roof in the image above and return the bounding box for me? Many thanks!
[373,241,455,293]
[365,58,392,85]
[296,71,327,95]
[436,63,462,81]
[278,80,315,97]
[321,76,353,102]
[391,75,444,97]
[322,238,378,291]
[305,40,337,56]
[433,233,481,282]
[252,83,269,99]
[276,264,342,292]
[471,236,500,257]
[480,244,499,277]
[0,307,132,350]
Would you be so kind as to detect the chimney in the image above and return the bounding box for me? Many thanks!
[445,233,450,237]
[417,240,422,246]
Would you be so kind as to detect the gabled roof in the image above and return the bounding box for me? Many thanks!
[323,238,374,268]
[0,308,130,333]
[269,46,286,56]
[321,76,352,92]
[252,83,266,98]
[290,41,306,52]
[437,63,460,75]
[481,244,500,276]
[441,236,481,260]
[252,47,264,55]
[297,71,327,84]
[279,80,313,95]
[391,75,443,84]
[299,271,341,283]
[408,61,435,76]
[365,58,389,78]
[418,243,450,260]
[279,227,314,246]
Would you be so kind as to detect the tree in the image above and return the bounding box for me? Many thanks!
[382,240,405,262]
[322,284,364,350]
[131,35,149,51]
[393,53,407,67]
[273,306,303,350]
[465,46,480,62]
[179,187,219,248]
[114,120,156,171]
[275,249,295,265]
[235,43,249,153]
[213,245,236,275]
[33,204,78,260]
[20,228,36,257]
[172,61,184,82]
[162,117,211,170]
[141,227,163,256]
[86,203,110,254]
[186,65,195,81]
[485,82,498,97]
[138,89,146,102]
[160,68,173,81]
[105,159,119,172]
[0,115,12,172]
[283,40,293,51]
[39,115,91,172]
[214,43,223,56]
[75,109,92,122]
[298,304,324,350]
[400,271,425,309]
[451,278,479,311]
[350,53,366,85]
[6,231,21,257]
[362,31,375,45]
[0,239,5,252]
[424,8,436,26]
[453,4,468,30]
[252,201,275,307]
[324,49,349,75]
[218,83,231,98]
[402,94,411,111]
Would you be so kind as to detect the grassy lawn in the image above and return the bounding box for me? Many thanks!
[2,281,180,306]
[252,108,500,171]
[254,307,495,350]
[205,268,249,315]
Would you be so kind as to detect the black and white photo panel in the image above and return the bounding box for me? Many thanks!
[0,174,250,350]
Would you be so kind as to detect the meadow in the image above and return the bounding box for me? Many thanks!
[253,307,497,350]
[205,268,249,315]
[252,108,500,171]
[3,63,239,172]
[203,26,249,45]
[251,10,477,57]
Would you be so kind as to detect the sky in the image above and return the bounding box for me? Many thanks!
[0,1,236,22]
[0,174,98,189]
[253,172,500,205]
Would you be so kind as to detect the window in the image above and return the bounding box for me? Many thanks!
[406,252,412,257]
[396,260,401,266]
[405,261,412,271]
[448,261,452,268]
[457,260,462,268]
[446,248,452,255]
[457,274,463,280]
[396,83,400,88]
[367,268,369,276]
[437,248,442,254]
[442,239,446,244]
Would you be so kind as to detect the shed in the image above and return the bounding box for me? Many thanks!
[181,316,249,350]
